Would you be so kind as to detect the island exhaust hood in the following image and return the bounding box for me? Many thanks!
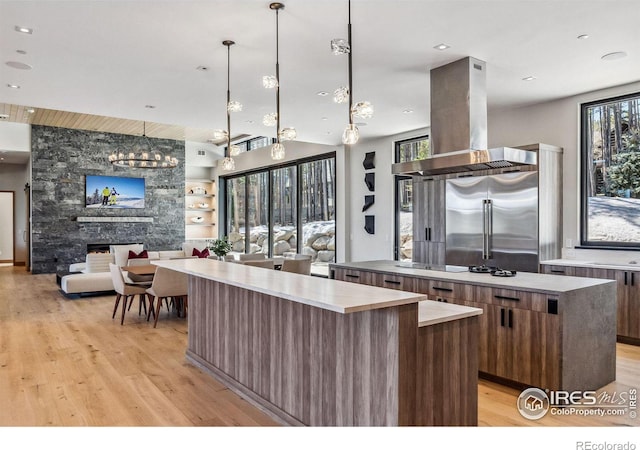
[392,57,537,176]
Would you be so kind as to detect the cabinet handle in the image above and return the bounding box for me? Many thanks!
[632,273,635,286]
[432,286,453,292]
[508,309,513,328]
[345,274,360,279]
[384,279,401,285]
[625,272,628,285]
[500,308,505,327]
[428,227,432,241]
[550,269,565,274]
[494,294,520,302]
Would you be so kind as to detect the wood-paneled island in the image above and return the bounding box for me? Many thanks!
[153,258,482,426]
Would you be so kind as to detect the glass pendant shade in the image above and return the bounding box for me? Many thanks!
[221,156,235,171]
[263,75,278,89]
[331,38,350,55]
[229,144,242,156]
[271,142,286,160]
[227,100,243,113]
[263,112,277,127]
[342,124,360,145]
[213,129,228,140]
[352,101,374,119]
[278,127,297,141]
[333,86,349,104]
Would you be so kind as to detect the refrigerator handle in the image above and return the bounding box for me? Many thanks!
[482,199,491,259]
[487,199,493,259]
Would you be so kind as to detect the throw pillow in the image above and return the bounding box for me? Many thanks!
[192,248,210,258]
[128,250,149,259]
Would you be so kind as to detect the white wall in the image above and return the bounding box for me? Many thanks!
[347,127,429,262]
[488,80,640,262]
[0,192,14,261]
[0,163,30,264]
[185,140,223,168]
[0,122,30,152]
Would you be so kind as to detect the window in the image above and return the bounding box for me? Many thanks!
[581,92,640,247]
[394,136,430,260]
[223,154,336,275]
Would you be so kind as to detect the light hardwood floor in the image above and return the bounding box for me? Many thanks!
[1,266,638,427]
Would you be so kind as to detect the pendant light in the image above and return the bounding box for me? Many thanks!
[264,2,296,161]
[220,40,241,171]
[332,0,373,145]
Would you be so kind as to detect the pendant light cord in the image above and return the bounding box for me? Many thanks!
[226,43,231,157]
[348,0,353,126]
[275,6,281,144]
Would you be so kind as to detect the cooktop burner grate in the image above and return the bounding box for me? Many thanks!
[491,269,517,277]
[469,265,494,273]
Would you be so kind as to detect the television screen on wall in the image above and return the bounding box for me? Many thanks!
[85,175,145,209]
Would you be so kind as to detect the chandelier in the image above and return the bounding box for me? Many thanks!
[265,2,296,161]
[221,40,242,171]
[108,122,178,168]
[332,0,373,145]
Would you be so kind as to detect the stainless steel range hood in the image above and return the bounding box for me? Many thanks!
[392,57,537,176]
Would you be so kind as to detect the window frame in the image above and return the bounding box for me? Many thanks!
[393,135,429,260]
[222,152,337,258]
[580,91,640,249]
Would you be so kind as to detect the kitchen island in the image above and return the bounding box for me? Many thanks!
[330,260,617,392]
[153,258,482,426]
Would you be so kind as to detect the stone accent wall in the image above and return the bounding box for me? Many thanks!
[31,125,185,274]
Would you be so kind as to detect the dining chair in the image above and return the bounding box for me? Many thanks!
[109,263,149,325]
[280,257,312,275]
[242,260,275,269]
[223,254,236,262]
[238,253,267,261]
[146,266,188,328]
[126,258,152,267]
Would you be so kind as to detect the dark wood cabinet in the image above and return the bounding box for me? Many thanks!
[541,263,640,341]
[412,178,446,266]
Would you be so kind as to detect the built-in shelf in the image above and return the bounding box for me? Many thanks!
[186,223,216,227]
[186,208,215,212]
[186,194,214,198]
[77,216,154,223]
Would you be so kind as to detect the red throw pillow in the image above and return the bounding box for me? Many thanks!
[128,250,148,259]
[192,248,210,258]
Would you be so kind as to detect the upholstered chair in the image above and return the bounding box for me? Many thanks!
[280,257,312,275]
[146,267,188,328]
[238,253,267,261]
[242,260,275,269]
[109,263,149,325]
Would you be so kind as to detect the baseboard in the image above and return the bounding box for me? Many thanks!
[617,335,640,346]
[14,261,25,266]
[0,260,12,264]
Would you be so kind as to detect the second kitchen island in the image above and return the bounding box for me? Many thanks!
[331,260,617,392]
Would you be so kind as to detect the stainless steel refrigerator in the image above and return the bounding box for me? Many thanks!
[445,171,539,272]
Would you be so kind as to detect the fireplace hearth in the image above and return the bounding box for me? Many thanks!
[87,243,142,254]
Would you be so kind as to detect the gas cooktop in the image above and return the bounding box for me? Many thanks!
[468,265,517,277]
[394,262,469,273]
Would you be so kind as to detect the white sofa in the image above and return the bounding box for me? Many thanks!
[60,242,208,296]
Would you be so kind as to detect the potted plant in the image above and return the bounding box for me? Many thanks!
[208,236,233,259]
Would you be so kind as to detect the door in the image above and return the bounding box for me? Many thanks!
[0,191,14,265]
[445,176,488,267]
[486,172,538,272]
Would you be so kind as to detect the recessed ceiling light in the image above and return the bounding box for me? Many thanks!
[321,117,328,121]
[326,131,331,135]
[16,50,27,55]
[7,84,20,89]
[433,43,450,51]
[577,34,589,40]
[6,61,32,70]
[601,51,627,61]
[403,109,414,114]
[245,120,254,124]
[522,76,536,81]
[14,26,33,34]
[196,66,209,71]
[144,105,156,109]
[317,91,329,96]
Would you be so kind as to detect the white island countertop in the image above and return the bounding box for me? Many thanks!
[418,300,482,327]
[541,258,640,272]
[330,260,615,294]
[153,258,428,314]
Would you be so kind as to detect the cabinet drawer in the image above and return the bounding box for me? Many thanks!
[541,264,575,276]
[426,280,473,302]
[475,286,559,314]
[374,273,416,291]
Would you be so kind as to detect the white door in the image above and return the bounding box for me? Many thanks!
[0,192,14,263]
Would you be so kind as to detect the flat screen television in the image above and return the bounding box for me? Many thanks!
[85,175,145,209]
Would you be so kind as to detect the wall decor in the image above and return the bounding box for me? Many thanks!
[364,173,375,191]
[364,215,375,234]
[363,151,375,170]
[362,195,375,212]
[85,174,145,209]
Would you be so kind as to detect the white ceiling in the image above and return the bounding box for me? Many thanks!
[1,0,639,148]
